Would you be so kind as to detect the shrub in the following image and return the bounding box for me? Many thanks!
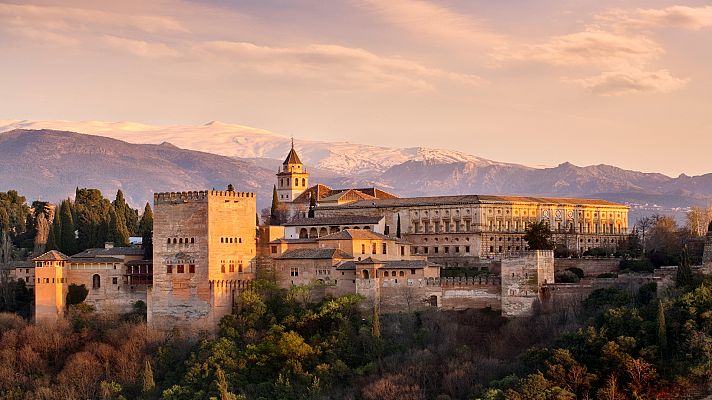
[596,273,617,279]
[565,267,584,279]
[583,247,610,257]
[555,270,580,283]
[619,258,654,273]
[66,284,89,306]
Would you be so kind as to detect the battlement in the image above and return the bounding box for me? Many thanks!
[154,190,256,205]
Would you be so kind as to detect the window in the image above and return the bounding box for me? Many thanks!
[112,277,118,285]
[444,246,449,253]
[434,247,439,254]
[411,269,416,275]
[238,238,242,243]
[302,178,306,186]
[424,247,429,254]
[400,246,405,256]
[179,238,183,244]
[177,264,184,273]
[384,271,389,277]
[294,178,298,186]
[399,271,404,277]
[455,246,460,253]
[229,261,235,273]
[173,238,177,244]
[92,274,101,289]
[361,244,366,254]
[167,238,171,244]
[382,243,387,254]
[238,263,243,273]
[189,264,195,273]
[271,245,278,254]
[221,261,225,273]
[290,267,299,277]
[372,243,377,254]
[191,238,195,244]
[465,246,470,253]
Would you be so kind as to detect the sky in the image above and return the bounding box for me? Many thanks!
[1,0,711,177]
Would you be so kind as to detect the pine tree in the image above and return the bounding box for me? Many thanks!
[139,203,153,259]
[396,214,401,238]
[657,300,667,356]
[59,200,77,255]
[142,359,155,394]
[271,185,279,223]
[676,245,693,287]
[371,302,381,338]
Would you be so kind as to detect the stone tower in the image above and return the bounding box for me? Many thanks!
[276,139,309,203]
[33,250,69,321]
[148,189,257,331]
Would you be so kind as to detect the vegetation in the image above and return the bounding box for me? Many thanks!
[524,220,554,250]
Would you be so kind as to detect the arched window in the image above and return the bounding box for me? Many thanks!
[167,238,171,244]
[191,238,195,244]
[319,227,327,237]
[173,238,177,244]
[92,274,100,289]
[179,238,183,244]
[299,228,308,239]
[184,238,188,244]
[362,270,370,279]
[309,227,317,238]
[302,178,306,186]
[295,178,299,186]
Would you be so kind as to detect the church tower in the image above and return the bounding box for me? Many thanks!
[276,140,309,202]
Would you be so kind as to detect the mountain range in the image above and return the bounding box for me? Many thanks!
[0,120,710,222]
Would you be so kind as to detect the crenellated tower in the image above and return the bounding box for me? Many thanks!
[276,139,309,203]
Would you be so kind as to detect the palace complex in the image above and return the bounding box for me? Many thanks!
[28,144,710,329]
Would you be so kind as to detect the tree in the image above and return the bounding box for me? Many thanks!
[215,365,240,400]
[139,203,153,259]
[108,206,130,247]
[142,359,155,395]
[75,188,112,251]
[60,200,78,255]
[657,300,667,356]
[66,284,89,305]
[676,246,693,287]
[47,205,61,251]
[371,302,381,338]
[396,214,401,238]
[271,185,279,224]
[524,220,554,250]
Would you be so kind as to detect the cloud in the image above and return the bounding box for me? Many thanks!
[103,36,180,58]
[0,3,188,34]
[198,41,484,90]
[500,29,662,68]
[355,0,504,47]
[596,5,712,31]
[571,68,688,96]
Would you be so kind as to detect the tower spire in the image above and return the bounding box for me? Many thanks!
[291,136,294,149]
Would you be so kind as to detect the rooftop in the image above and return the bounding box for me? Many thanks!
[316,229,393,241]
[317,194,626,209]
[354,257,436,269]
[284,215,383,227]
[33,250,70,262]
[276,248,353,260]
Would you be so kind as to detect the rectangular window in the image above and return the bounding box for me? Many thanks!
[444,222,450,233]
[271,245,277,254]
[412,246,417,254]
[372,243,377,254]
[465,246,470,253]
[434,246,439,254]
[290,267,299,277]
[229,262,235,273]
[167,265,173,274]
[189,264,195,273]
[400,246,405,256]
[362,244,366,254]
[465,220,471,231]
[177,264,184,273]
[424,247,429,254]
[382,243,387,255]
[455,246,460,253]
[112,277,118,285]
[444,246,449,253]
[411,269,416,275]
[414,222,420,233]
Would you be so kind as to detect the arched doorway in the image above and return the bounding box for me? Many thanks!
[362,270,370,279]
[319,227,328,237]
[309,227,318,238]
[299,228,308,239]
[92,274,101,289]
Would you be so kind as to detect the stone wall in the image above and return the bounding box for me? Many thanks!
[704,233,712,269]
[554,258,619,277]
[501,251,554,317]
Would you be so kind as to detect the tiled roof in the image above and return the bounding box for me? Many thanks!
[71,247,144,258]
[335,261,357,270]
[268,238,318,244]
[33,250,69,261]
[68,257,124,264]
[276,248,353,260]
[293,185,399,204]
[354,258,435,269]
[317,229,392,241]
[319,189,378,203]
[284,215,383,226]
[317,194,626,209]
[283,147,302,165]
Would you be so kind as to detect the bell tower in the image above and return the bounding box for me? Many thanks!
[276,139,309,202]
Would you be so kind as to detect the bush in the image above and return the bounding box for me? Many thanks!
[583,247,610,257]
[554,246,573,258]
[596,272,617,278]
[619,258,654,272]
[66,284,89,306]
[555,270,580,283]
[565,267,584,279]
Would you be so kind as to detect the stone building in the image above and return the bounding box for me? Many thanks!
[703,222,712,272]
[315,195,629,267]
[149,189,257,330]
[33,244,150,321]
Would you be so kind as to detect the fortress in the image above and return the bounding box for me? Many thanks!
[32,144,704,329]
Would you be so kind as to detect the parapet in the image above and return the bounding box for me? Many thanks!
[154,190,256,205]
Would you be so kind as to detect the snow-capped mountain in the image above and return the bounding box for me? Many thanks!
[0,120,507,177]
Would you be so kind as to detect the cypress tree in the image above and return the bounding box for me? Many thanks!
[47,205,62,251]
[109,206,130,247]
[59,200,77,255]
[657,300,667,356]
[271,185,279,223]
[139,203,153,259]
[371,302,381,338]
[396,214,401,238]
[676,246,693,287]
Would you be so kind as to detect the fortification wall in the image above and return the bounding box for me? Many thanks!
[554,258,619,277]
[703,233,712,270]
[439,277,501,310]
[501,251,554,317]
